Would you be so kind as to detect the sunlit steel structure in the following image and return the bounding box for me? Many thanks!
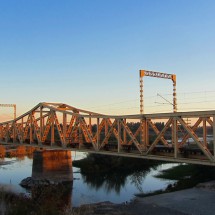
[0,102,215,166]
[139,70,177,113]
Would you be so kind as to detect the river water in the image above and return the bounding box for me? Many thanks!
[0,152,177,206]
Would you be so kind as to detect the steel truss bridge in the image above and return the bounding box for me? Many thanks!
[1,102,215,166]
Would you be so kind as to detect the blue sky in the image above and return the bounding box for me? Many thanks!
[0,0,215,120]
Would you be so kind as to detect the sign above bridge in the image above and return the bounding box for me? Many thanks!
[139,70,176,82]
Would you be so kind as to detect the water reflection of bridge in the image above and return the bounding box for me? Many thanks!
[1,102,215,166]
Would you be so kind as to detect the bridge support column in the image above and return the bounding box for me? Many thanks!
[32,150,73,182]
[30,150,73,208]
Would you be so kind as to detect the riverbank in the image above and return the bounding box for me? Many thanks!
[124,181,215,215]
[71,181,215,215]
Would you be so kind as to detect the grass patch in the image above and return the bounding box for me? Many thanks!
[156,164,196,180]
[156,163,215,191]
[135,164,215,198]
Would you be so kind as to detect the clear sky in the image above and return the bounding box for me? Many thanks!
[0,0,215,120]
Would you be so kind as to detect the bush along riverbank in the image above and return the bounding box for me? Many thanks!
[0,183,73,215]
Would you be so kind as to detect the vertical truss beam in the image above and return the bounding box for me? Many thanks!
[173,117,178,158]
[96,118,100,149]
[117,119,121,153]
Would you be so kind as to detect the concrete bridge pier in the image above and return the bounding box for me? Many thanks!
[32,149,73,183]
[29,150,73,209]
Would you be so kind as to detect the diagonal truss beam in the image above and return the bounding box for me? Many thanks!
[179,118,202,147]
[177,117,214,161]
[99,119,118,149]
[148,119,169,146]
[79,117,97,150]
[119,119,142,153]
[146,118,173,155]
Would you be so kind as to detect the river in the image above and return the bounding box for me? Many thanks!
[0,152,177,206]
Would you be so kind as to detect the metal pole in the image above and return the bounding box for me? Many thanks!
[172,75,177,112]
[139,70,144,114]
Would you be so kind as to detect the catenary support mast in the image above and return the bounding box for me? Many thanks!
[139,70,177,113]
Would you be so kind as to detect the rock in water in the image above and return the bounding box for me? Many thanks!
[20,177,71,188]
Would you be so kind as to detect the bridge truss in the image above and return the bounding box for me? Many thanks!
[0,102,215,166]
